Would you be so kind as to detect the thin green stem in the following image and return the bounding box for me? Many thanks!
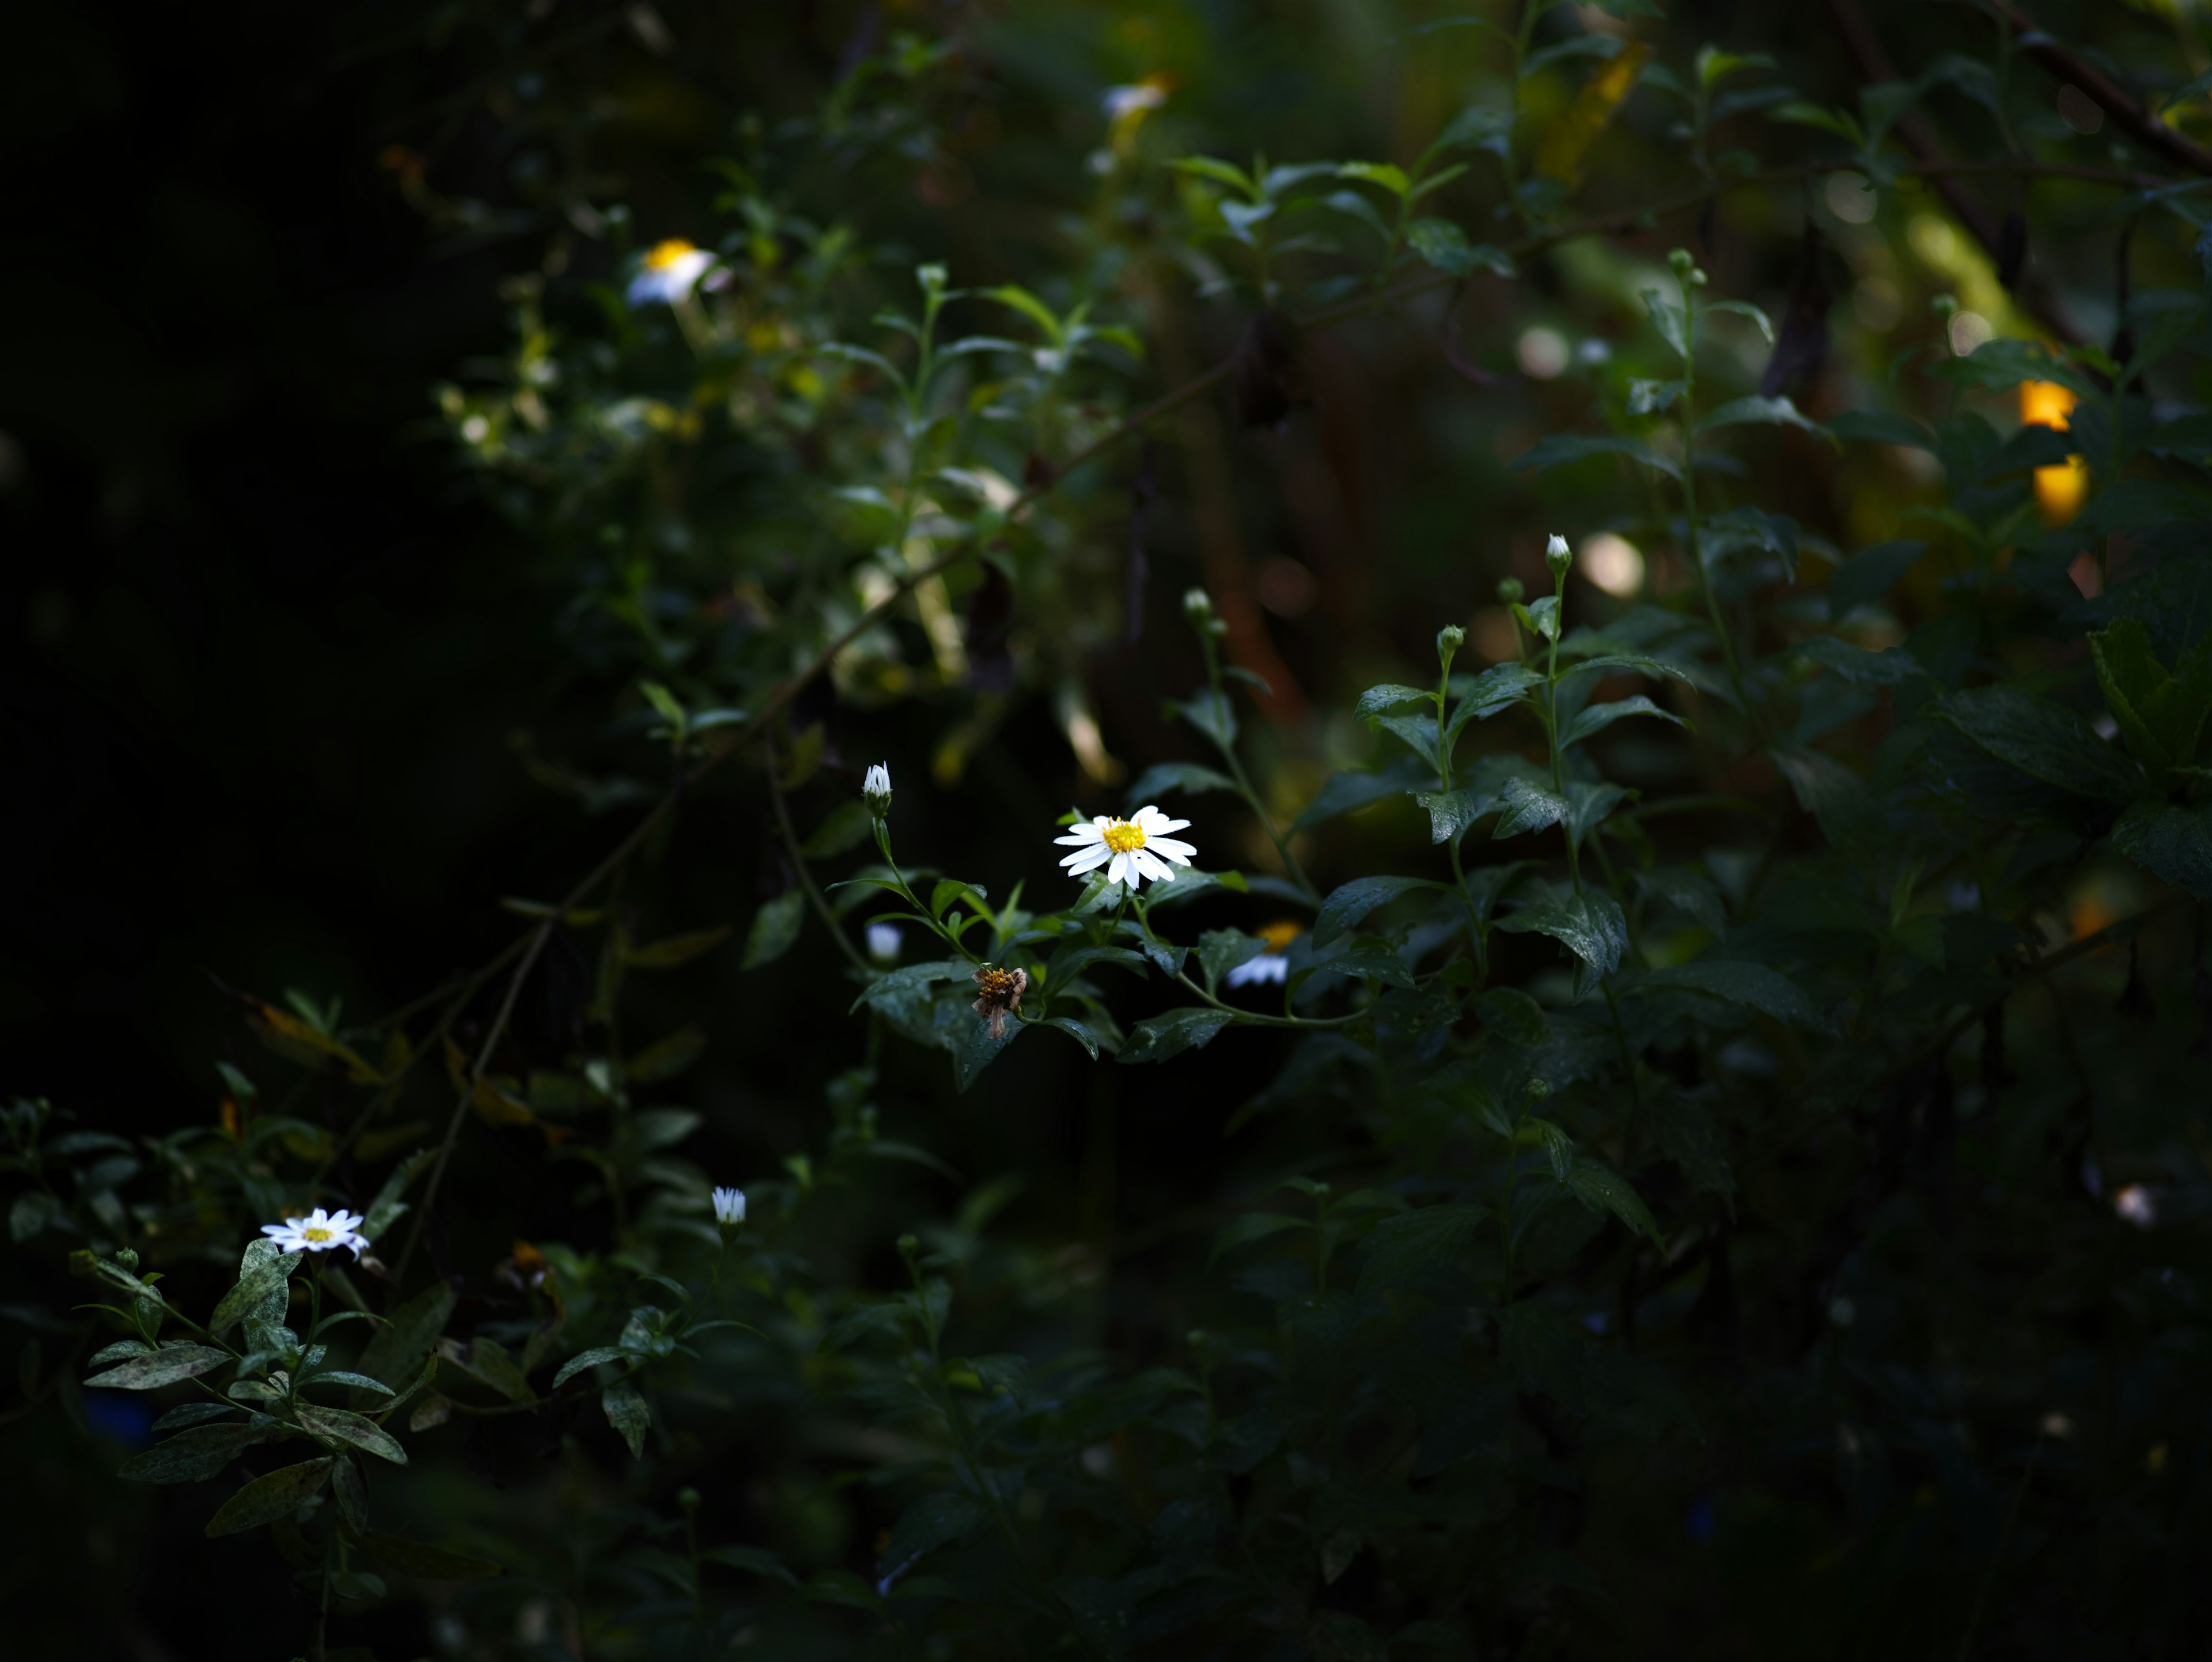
[767,734,873,976]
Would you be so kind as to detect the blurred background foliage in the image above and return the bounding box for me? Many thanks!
[6,0,2212,1657]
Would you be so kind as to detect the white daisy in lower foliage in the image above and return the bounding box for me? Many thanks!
[260,1206,369,1256]
[1055,805,1196,892]
[713,1187,746,1227]
[866,922,902,964]
[626,238,714,307]
[1225,921,1300,989]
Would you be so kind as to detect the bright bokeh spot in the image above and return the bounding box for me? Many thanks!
[1516,326,1569,380]
[2021,381,2089,525]
[1580,532,1644,597]
[1946,310,1993,357]
[1826,172,1877,223]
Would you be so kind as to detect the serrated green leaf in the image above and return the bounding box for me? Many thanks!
[120,1418,285,1484]
[1313,876,1439,949]
[551,1347,629,1391]
[1355,1204,1491,1293]
[1117,1008,1234,1065]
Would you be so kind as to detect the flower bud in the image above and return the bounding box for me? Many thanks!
[1435,623,1465,667]
[866,922,902,964]
[113,1247,139,1273]
[1546,533,1572,580]
[896,1232,919,1257]
[1182,587,1227,637]
[713,1186,747,1228]
[1496,576,1525,605]
[862,762,892,821]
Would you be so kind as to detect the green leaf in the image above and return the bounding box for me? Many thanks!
[1562,696,1685,749]
[85,1343,232,1391]
[1827,410,1934,451]
[119,1418,285,1484]
[1291,759,1429,832]
[301,1371,395,1397]
[1642,959,1833,1033]
[297,1403,408,1466]
[359,1531,505,1580]
[621,926,732,970]
[1937,687,2143,804]
[1354,683,1435,720]
[1491,778,1569,841]
[1414,784,1501,845]
[851,959,970,1016]
[204,1457,333,1536]
[1642,287,1690,358]
[1698,394,1819,435]
[210,1252,301,1337]
[1501,1303,1586,1409]
[551,1347,630,1391]
[1124,761,1238,806]
[1337,159,1411,197]
[1117,1008,1235,1065]
[2091,618,2211,772]
[1355,1204,1491,1293]
[1199,930,1270,990]
[1209,1212,1308,1266]
[1512,433,1680,481]
[1313,876,1439,949]
[1495,891,1627,975]
[1404,217,1512,278]
[1173,688,1238,749]
[1476,987,1551,1045]
[603,1377,650,1457]
[1566,1156,1662,1243]
[331,1453,370,1532]
[2110,799,2212,902]
[801,799,876,859]
[1703,298,1775,342]
[355,1284,454,1404]
[741,891,806,970]
[953,1012,1025,1091]
[881,1491,990,1572]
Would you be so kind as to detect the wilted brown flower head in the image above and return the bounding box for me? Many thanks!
[971,965,1028,1040]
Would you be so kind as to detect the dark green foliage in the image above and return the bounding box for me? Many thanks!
[7,1,2212,1659]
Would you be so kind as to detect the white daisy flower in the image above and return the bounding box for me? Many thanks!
[713,1186,747,1227]
[259,1206,369,1256]
[2113,1184,2156,1229]
[866,922,902,963]
[1102,81,1168,123]
[626,238,715,307]
[1054,805,1196,892]
[1224,922,1298,989]
[1225,954,1288,989]
[862,762,892,819]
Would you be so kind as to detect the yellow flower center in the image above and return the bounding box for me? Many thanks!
[302,1226,332,1242]
[1258,920,1300,951]
[1101,819,1147,854]
[643,238,698,270]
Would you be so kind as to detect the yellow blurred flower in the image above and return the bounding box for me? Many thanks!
[2020,381,2088,526]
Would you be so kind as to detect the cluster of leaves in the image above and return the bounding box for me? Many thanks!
[12,1,2212,1658]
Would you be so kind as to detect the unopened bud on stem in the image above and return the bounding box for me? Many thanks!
[862,762,892,821]
[1182,587,1228,638]
[1545,533,1573,581]
[1436,623,1465,669]
[1496,576,1524,605]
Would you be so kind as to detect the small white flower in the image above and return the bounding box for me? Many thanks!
[2114,1184,2156,1229]
[862,762,892,819]
[260,1206,369,1256]
[1225,954,1288,989]
[626,238,715,307]
[1547,534,1570,556]
[1054,804,1196,892]
[1102,82,1168,123]
[713,1186,747,1227]
[867,922,902,963]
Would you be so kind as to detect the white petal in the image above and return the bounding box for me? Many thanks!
[1133,850,1173,884]
[1107,851,1130,888]
[1128,804,1160,822]
[1054,826,1104,847]
[1138,808,1191,834]
[1147,836,1196,864]
[1062,846,1112,874]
